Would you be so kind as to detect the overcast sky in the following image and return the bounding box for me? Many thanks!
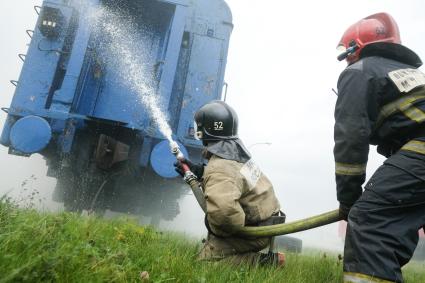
[1,0,425,251]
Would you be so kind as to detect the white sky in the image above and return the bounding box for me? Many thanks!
[1,0,425,251]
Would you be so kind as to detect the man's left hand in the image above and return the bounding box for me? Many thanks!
[339,202,353,221]
[173,158,204,179]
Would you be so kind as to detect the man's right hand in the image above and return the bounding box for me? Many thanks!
[174,158,205,179]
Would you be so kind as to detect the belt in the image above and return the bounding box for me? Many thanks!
[255,211,286,227]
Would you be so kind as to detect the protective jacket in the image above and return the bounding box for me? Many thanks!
[334,42,425,206]
[336,42,425,282]
[202,155,280,237]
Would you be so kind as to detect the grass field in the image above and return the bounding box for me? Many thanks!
[1,198,424,283]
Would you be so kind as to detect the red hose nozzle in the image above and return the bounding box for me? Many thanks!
[170,140,191,174]
[180,162,190,173]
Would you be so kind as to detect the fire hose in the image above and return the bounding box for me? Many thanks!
[170,142,343,238]
[170,142,207,213]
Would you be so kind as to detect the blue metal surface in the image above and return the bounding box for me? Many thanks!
[59,119,77,153]
[10,116,52,154]
[160,0,189,5]
[9,2,74,117]
[50,0,99,113]
[139,137,154,167]
[0,116,16,146]
[155,5,188,137]
[176,35,228,146]
[150,140,188,178]
[83,0,186,133]
[176,0,233,146]
[1,0,233,176]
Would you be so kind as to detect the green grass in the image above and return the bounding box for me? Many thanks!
[0,199,424,283]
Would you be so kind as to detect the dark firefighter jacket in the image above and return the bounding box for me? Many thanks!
[334,42,425,206]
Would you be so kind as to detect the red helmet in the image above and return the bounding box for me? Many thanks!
[337,12,401,64]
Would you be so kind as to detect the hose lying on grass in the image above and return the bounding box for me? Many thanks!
[236,209,343,237]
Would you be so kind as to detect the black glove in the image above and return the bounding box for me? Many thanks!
[339,202,353,221]
[173,158,204,179]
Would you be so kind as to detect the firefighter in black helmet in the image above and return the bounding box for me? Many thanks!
[334,12,425,282]
[175,100,286,267]
[193,100,239,143]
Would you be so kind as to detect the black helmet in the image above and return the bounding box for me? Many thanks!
[194,101,238,141]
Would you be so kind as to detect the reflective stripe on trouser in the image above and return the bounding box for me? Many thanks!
[344,272,394,283]
[343,156,425,283]
[335,162,367,176]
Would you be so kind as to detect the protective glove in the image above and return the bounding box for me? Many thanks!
[174,158,204,179]
[339,202,353,221]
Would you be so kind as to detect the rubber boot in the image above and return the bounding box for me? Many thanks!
[258,251,286,267]
[277,252,286,267]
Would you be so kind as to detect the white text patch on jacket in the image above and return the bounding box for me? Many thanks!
[240,159,262,190]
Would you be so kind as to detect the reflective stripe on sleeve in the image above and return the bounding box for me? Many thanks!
[401,140,425,155]
[376,89,425,127]
[344,272,395,283]
[335,162,367,176]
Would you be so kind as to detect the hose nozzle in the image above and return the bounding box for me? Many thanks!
[169,140,192,176]
[170,140,185,160]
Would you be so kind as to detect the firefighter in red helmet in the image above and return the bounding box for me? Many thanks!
[334,12,425,282]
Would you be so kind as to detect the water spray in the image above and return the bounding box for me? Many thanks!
[88,6,207,213]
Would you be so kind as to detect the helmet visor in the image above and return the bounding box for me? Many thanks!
[336,44,347,57]
[194,122,203,140]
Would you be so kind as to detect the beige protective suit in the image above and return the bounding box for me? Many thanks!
[198,155,281,265]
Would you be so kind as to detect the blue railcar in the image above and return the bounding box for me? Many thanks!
[1,0,233,220]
